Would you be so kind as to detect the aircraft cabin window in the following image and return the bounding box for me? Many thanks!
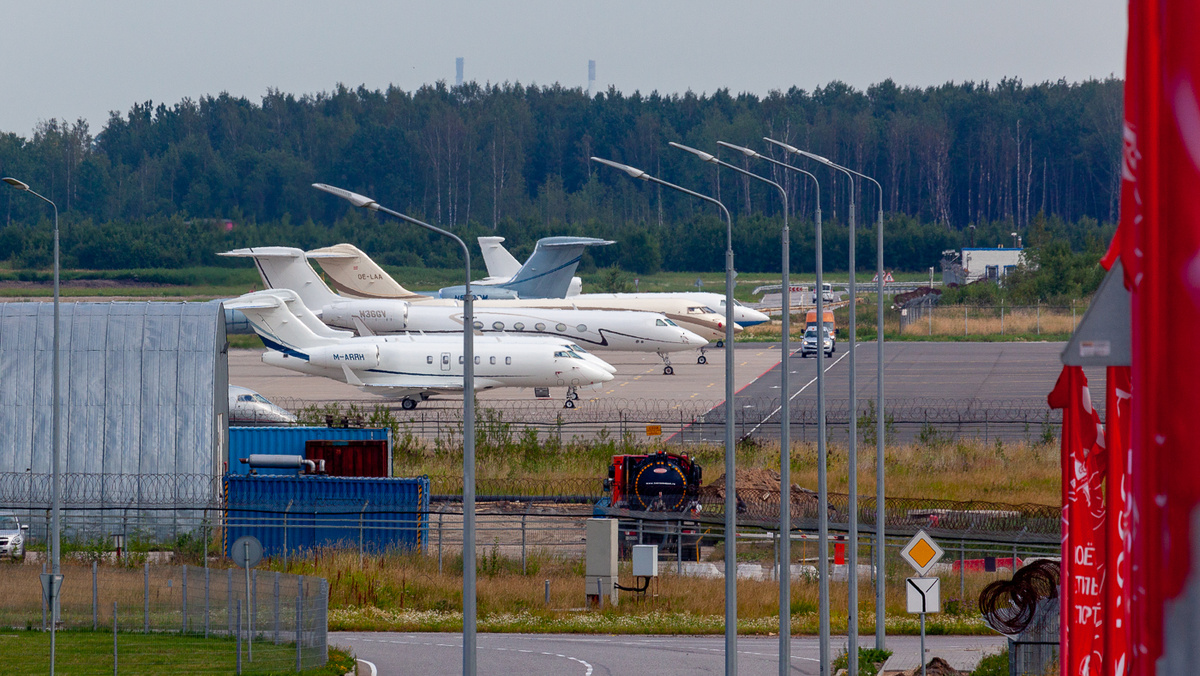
[493,322,504,330]
[490,356,496,365]
[473,321,484,330]
[576,324,587,332]
[458,356,464,364]
[427,355,433,364]
[655,319,667,326]
[505,356,512,365]
[556,323,567,332]
[535,323,546,331]
[475,356,481,365]
[513,322,525,331]
[442,355,450,365]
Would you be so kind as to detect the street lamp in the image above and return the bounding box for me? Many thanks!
[718,141,831,673]
[670,140,794,673]
[312,183,479,676]
[4,176,62,675]
[1011,232,1018,249]
[590,156,740,674]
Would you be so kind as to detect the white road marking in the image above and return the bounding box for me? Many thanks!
[357,658,378,676]
[746,345,853,437]
[343,636,593,675]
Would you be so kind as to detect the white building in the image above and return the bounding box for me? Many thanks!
[961,247,1026,283]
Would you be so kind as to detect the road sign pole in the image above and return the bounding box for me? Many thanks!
[920,612,926,676]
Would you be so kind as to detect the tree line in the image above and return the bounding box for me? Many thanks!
[0,78,1121,275]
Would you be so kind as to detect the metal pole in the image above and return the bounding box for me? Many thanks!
[144,561,150,633]
[521,514,527,575]
[5,179,63,672]
[295,595,302,671]
[183,564,188,633]
[113,602,118,676]
[205,566,210,638]
[236,600,243,675]
[590,157,737,673]
[93,560,98,631]
[920,612,926,676]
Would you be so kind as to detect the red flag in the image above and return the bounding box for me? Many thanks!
[1049,366,1107,675]
[1105,367,1132,676]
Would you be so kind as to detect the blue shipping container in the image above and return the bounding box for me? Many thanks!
[228,427,392,476]
[224,474,428,558]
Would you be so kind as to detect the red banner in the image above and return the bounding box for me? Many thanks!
[1105,367,1132,676]
[1049,366,1106,676]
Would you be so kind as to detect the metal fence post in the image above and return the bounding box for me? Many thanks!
[236,599,243,675]
[42,560,46,630]
[545,580,550,606]
[359,500,368,568]
[960,540,966,603]
[144,561,150,633]
[205,566,210,638]
[295,594,302,671]
[183,564,188,634]
[113,602,118,676]
[1036,301,1041,335]
[677,519,683,574]
[1001,300,1005,335]
[274,572,281,645]
[251,569,257,659]
[437,511,443,575]
[93,560,98,631]
[227,568,234,635]
[964,307,968,336]
[283,500,292,572]
[521,514,527,575]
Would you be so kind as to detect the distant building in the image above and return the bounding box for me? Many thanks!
[942,247,1026,285]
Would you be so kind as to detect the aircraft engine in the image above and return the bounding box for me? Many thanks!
[306,344,381,369]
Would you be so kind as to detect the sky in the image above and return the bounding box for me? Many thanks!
[0,0,1126,137]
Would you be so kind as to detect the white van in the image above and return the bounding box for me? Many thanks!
[822,283,834,302]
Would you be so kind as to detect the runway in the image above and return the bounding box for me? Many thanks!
[331,632,1006,676]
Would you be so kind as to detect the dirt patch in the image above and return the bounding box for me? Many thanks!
[699,469,818,511]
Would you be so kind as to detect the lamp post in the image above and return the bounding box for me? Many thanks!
[670,141,794,674]
[312,183,478,675]
[591,156,740,674]
[719,141,829,673]
[763,139,865,674]
[4,177,61,675]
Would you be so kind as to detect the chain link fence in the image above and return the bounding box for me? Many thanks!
[0,560,327,672]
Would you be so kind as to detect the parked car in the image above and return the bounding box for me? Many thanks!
[0,513,28,561]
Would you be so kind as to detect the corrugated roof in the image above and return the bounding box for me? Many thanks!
[0,301,227,498]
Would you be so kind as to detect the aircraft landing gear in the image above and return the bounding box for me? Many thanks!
[564,387,579,408]
[697,348,708,365]
[716,340,724,348]
[658,350,675,375]
[401,398,418,410]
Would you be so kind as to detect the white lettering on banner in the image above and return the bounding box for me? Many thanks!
[1074,545,1095,566]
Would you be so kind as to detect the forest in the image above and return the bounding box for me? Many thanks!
[0,77,1121,275]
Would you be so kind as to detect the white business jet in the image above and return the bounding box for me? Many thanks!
[225,290,614,410]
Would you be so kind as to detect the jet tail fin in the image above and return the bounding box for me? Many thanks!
[219,247,341,310]
[477,236,523,279]
[306,243,430,300]
[502,236,612,299]
[224,290,349,355]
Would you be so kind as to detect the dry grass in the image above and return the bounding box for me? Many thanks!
[901,307,1079,337]
[395,437,1060,506]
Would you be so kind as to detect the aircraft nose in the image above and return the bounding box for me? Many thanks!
[582,361,615,383]
[745,308,770,324]
[681,329,709,347]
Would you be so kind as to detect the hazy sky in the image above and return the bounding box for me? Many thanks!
[1,1,1126,136]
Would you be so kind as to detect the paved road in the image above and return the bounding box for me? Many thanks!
[331,632,1006,675]
[677,341,1107,443]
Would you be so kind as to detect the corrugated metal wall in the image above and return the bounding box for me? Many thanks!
[228,427,392,476]
[224,475,429,557]
[0,301,227,504]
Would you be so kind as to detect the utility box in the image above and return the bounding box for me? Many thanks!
[632,544,659,578]
[585,518,618,607]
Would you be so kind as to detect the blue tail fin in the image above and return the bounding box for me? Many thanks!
[498,237,612,299]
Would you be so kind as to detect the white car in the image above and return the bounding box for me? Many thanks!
[800,327,834,358]
[0,514,28,561]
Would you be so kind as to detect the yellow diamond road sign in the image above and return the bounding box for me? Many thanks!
[900,530,945,576]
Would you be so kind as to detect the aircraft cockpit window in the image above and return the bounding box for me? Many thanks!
[237,395,252,402]
[553,350,570,358]
[252,395,271,404]
[569,344,589,353]
[655,319,667,326]
[567,351,584,359]
[665,318,679,326]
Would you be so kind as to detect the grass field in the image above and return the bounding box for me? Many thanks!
[0,630,356,675]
